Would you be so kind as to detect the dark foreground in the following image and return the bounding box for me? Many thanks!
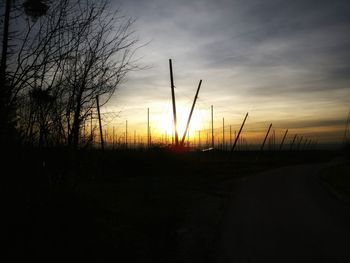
[3,148,349,262]
[216,162,350,263]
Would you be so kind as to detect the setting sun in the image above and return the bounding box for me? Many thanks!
[156,105,204,139]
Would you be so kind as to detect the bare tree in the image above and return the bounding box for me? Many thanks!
[3,0,139,148]
[58,0,138,148]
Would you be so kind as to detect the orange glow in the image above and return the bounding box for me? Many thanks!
[157,106,203,138]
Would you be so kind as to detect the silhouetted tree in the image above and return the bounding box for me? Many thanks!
[3,0,138,148]
[0,0,51,147]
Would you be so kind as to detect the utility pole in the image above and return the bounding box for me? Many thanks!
[260,123,272,152]
[96,95,104,150]
[169,59,179,146]
[211,105,214,148]
[279,129,288,151]
[230,113,248,153]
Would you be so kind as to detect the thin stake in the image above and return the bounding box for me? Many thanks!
[198,130,201,148]
[211,105,214,148]
[134,130,136,148]
[230,113,248,153]
[181,79,202,145]
[147,108,150,148]
[260,123,272,152]
[279,129,288,151]
[222,117,225,150]
[113,126,115,149]
[297,136,303,151]
[96,95,104,150]
[343,109,350,145]
[169,59,179,146]
[126,120,128,148]
[290,134,297,151]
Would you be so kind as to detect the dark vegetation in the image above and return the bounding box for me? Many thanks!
[4,148,338,263]
[1,0,137,149]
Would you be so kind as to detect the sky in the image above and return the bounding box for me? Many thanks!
[104,0,350,146]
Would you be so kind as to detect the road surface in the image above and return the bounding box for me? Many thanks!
[216,162,350,263]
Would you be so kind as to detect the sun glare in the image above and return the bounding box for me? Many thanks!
[157,106,203,139]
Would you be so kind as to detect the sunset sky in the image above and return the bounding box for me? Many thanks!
[103,0,350,146]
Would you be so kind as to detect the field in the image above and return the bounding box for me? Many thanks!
[4,148,347,262]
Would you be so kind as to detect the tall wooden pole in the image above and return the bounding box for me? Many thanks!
[105,129,107,147]
[198,130,201,148]
[125,120,128,148]
[181,80,202,145]
[260,123,272,152]
[206,131,209,147]
[211,105,214,148]
[134,130,136,148]
[290,134,297,151]
[302,138,308,150]
[306,139,312,150]
[343,109,350,145]
[149,126,152,146]
[222,117,225,150]
[96,96,104,150]
[90,111,93,135]
[147,108,150,148]
[297,136,303,151]
[113,126,115,149]
[230,113,248,153]
[169,59,179,146]
[279,129,288,151]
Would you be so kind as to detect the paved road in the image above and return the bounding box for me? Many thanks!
[216,163,350,263]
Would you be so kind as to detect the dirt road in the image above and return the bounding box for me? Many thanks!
[216,162,350,263]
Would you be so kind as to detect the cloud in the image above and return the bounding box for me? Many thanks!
[108,0,350,142]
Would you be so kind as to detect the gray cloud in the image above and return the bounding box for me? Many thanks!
[109,0,350,142]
